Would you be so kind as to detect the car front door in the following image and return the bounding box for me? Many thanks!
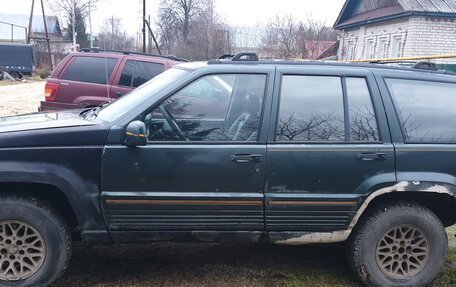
[101,69,274,238]
[265,66,396,235]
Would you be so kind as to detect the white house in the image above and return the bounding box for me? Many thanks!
[334,0,456,64]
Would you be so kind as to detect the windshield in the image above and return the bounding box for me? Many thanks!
[97,68,190,122]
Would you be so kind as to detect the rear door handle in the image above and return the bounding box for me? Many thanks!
[231,154,263,163]
[357,153,387,161]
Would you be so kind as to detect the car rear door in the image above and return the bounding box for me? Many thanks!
[265,66,396,235]
[110,58,166,99]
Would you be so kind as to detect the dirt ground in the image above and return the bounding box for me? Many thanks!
[0,80,44,116]
[52,240,455,287]
[0,81,455,286]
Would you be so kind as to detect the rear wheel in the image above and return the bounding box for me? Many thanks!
[348,202,447,287]
[0,196,71,287]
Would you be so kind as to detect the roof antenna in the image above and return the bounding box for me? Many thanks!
[102,38,111,103]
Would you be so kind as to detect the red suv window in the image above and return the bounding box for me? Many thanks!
[119,60,164,88]
[61,56,118,84]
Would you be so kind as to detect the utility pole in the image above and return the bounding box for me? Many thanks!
[89,0,93,48]
[142,0,146,53]
[72,0,77,51]
[147,15,152,53]
[144,19,162,55]
[40,0,53,69]
[111,16,115,49]
[27,0,35,44]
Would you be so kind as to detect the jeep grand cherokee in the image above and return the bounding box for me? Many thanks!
[0,53,455,287]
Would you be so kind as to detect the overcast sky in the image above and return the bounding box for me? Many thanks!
[2,0,346,34]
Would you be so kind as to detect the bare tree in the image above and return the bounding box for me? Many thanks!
[261,14,337,59]
[96,18,135,51]
[157,0,231,60]
[158,0,203,43]
[47,0,100,48]
[48,0,99,19]
[261,15,299,58]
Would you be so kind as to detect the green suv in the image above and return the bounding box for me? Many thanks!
[0,53,455,287]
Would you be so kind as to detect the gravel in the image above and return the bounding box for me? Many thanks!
[0,81,45,116]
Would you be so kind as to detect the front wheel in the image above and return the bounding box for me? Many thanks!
[348,202,448,287]
[0,196,71,287]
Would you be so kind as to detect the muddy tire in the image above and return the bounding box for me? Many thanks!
[348,202,447,287]
[0,196,71,287]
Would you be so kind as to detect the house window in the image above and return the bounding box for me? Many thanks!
[365,39,375,59]
[347,41,357,60]
[378,38,389,59]
[392,36,404,58]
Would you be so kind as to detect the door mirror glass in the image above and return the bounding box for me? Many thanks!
[124,120,147,146]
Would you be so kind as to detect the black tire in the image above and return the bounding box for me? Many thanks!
[0,196,71,287]
[348,202,448,287]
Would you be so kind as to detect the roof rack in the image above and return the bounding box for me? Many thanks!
[79,48,189,62]
[206,52,456,75]
[369,60,456,74]
[208,52,259,64]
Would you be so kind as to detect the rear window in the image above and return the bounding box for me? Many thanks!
[276,75,379,142]
[119,60,164,88]
[276,75,345,142]
[61,56,117,84]
[386,78,456,143]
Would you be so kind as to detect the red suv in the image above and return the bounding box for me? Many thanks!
[40,49,186,111]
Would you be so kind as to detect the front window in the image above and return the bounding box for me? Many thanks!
[97,68,189,122]
[144,74,267,142]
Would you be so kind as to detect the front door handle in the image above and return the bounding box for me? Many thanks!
[231,154,263,163]
[357,153,387,161]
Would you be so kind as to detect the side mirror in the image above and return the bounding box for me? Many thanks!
[124,120,147,147]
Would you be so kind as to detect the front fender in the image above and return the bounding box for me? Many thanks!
[0,161,106,232]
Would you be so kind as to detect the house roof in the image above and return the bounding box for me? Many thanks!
[0,13,61,41]
[305,41,338,60]
[334,0,456,29]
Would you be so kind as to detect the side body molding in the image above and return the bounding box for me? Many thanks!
[271,179,456,245]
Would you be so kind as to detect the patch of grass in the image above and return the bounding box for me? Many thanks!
[54,238,456,287]
[447,225,456,243]
[432,269,456,287]
[278,268,359,287]
[449,248,456,262]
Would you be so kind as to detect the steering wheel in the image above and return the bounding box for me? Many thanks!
[159,105,189,141]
